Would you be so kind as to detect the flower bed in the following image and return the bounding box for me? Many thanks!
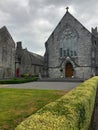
[15,76,98,130]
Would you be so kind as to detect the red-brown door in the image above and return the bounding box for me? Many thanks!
[16,68,20,77]
[65,63,73,77]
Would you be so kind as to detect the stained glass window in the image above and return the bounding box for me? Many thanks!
[59,24,78,58]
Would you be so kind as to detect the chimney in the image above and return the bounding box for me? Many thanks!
[16,41,22,49]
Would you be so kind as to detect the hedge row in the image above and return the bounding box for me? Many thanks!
[0,77,38,84]
[15,76,98,130]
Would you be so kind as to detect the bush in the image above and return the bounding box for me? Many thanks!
[21,74,38,78]
[0,77,38,84]
[15,76,98,130]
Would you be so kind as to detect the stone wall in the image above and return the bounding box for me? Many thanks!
[0,26,15,79]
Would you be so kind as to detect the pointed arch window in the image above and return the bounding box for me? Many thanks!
[60,48,62,57]
[59,24,78,58]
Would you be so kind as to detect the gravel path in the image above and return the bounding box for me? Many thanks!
[0,82,81,90]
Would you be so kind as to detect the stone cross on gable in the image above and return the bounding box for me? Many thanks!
[66,7,69,12]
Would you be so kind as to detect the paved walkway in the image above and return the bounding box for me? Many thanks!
[0,82,81,90]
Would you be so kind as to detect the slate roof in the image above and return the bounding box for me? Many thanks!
[29,51,44,66]
[22,48,44,66]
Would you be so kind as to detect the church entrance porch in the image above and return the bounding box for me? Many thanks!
[65,62,73,77]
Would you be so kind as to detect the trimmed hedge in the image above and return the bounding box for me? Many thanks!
[0,77,38,84]
[15,76,98,130]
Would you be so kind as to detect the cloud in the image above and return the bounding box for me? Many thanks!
[0,0,98,55]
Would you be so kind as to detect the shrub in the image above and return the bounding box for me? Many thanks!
[0,77,38,84]
[21,74,38,78]
[15,76,98,130]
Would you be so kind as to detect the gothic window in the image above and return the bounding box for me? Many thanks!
[70,50,73,56]
[67,49,70,56]
[74,51,77,56]
[18,57,21,64]
[63,50,66,56]
[60,48,62,57]
[59,24,78,58]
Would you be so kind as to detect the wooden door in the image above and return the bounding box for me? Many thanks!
[16,68,20,77]
[65,63,73,77]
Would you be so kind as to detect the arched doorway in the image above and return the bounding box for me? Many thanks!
[65,62,73,77]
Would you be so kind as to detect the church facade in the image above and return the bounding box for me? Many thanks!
[44,9,98,79]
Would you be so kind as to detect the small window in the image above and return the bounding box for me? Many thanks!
[60,48,62,57]
[18,57,21,63]
[74,51,77,56]
[95,41,96,45]
[70,50,73,56]
[64,50,66,57]
[67,49,70,56]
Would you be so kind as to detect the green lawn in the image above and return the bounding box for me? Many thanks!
[0,88,68,130]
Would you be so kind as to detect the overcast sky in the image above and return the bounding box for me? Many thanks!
[0,0,98,55]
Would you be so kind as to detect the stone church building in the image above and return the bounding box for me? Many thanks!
[15,42,44,77]
[44,8,98,79]
[0,26,44,79]
[0,8,98,80]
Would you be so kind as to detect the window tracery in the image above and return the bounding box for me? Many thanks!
[59,24,78,58]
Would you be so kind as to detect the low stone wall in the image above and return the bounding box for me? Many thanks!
[15,76,98,130]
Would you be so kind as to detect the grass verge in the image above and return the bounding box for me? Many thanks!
[0,88,68,130]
